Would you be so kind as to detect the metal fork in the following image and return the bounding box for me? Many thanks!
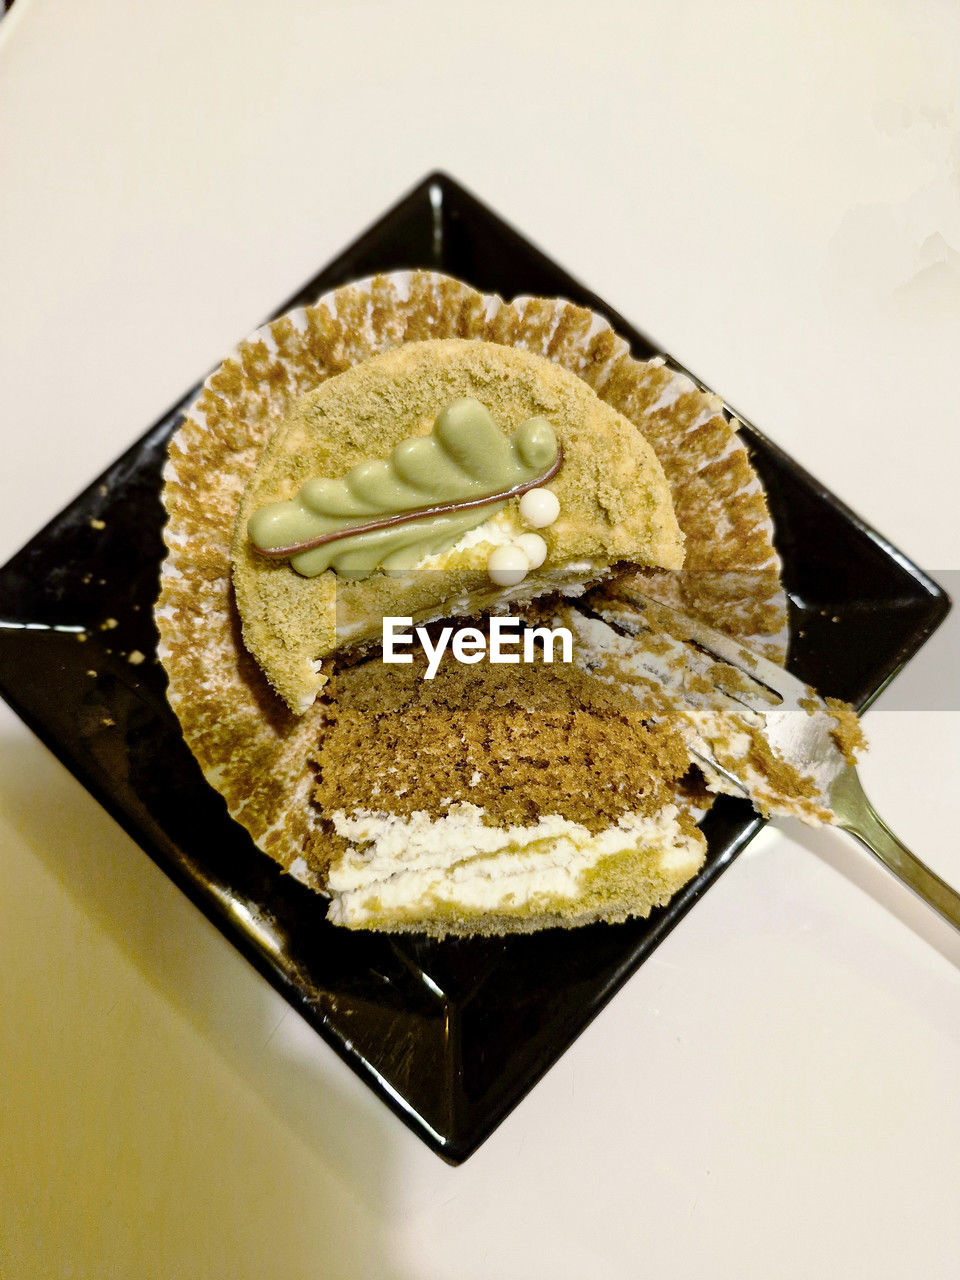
[578,597,960,934]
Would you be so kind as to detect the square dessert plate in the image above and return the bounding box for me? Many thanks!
[0,173,950,1163]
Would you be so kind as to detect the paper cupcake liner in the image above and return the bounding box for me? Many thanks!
[156,270,787,882]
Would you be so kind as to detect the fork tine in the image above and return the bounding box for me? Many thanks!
[596,594,809,708]
[688,748,750,795]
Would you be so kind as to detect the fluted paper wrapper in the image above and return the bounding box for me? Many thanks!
[156,270,786,883]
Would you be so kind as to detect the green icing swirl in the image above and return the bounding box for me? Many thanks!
[247,398,559,578]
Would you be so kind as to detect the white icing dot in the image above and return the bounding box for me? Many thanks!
[514,532,547,570]
[519,487,560,528]
[487,545,529,586]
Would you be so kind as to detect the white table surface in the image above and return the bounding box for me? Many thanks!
[2,2,959,1276]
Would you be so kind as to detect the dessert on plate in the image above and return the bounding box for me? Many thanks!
[156,268,852,935]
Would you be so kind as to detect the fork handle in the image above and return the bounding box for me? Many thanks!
[834,772,960,933]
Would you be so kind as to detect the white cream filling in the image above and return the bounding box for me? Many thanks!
[325,802,702,925]
[416,508,521,563]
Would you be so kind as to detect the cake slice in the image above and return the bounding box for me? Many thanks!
[232,338,684,713]
[304,656,706,935]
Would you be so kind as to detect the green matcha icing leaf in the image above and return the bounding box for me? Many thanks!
[247,398,560,578]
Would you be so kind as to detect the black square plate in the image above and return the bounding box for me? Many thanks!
[0,173,950,1163]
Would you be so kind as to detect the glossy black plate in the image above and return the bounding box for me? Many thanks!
[0,173,950,1163]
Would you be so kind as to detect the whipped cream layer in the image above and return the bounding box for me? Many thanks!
[325,801,703,927]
